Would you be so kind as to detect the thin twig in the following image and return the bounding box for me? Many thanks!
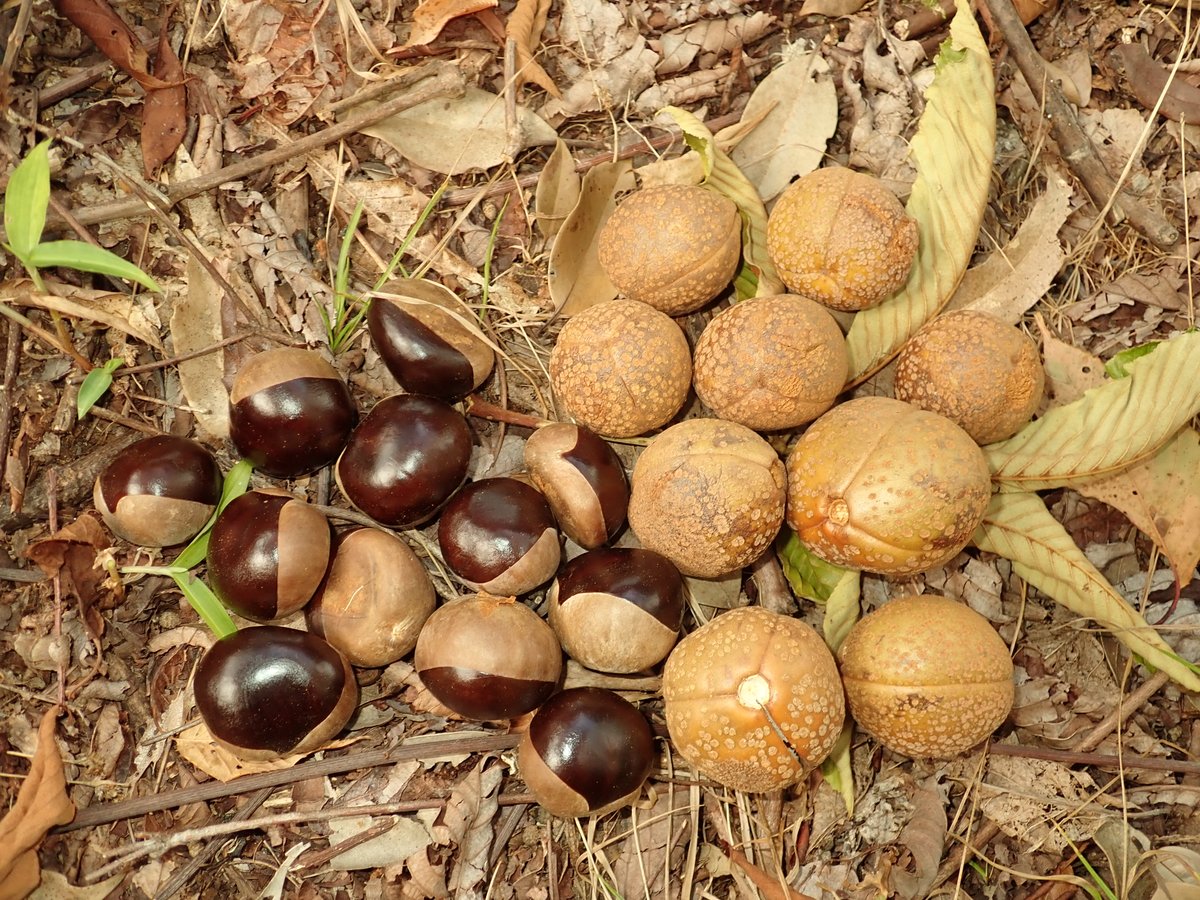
[48,468,65,708]
[1074,669,1171,754]
[0,318,23,493]
[987,739,1200,775]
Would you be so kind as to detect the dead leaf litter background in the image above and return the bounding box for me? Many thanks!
[0,0,1198,897]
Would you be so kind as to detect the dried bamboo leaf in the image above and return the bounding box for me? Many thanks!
[987,330,1200,488]
[972,491,1200,692]
[844,5,995,382]
[660,106,784,297]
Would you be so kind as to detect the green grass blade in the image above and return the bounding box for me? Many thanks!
[172,571,237,639]
[28,240,161,292]
[173,459,254,570]
[3,140,51,259]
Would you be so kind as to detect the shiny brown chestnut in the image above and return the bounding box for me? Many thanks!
[207,490,331,621]
[229,348,357,478]
[93,436,222,547]
[524,423,629,549]
[307,528,436,667]
[335,394,472,528]
[194,625,358,761]
[518,687,655,818]
[414,593,562,721]
[367,277,495,402]
[548,548,683,673]
[438,478,561,596]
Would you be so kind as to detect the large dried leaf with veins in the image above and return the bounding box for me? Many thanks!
[987,330,1200,488]
[972,491,1200,692]
[845,4,994,382]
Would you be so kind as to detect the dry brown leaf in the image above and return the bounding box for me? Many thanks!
[17,290,162,350]
[29,870,124,899]
[945,171,1072,323]
[174,719,359,781]
[52,0,178,91]
[1113,43,1200,123]
[170,254,231,439]
[506,0,560,98]
[26,513,117,642]
[141,14,187,177]
[655,13,776,76]
[0,708,76,900]
[726,846,815,900]
[403,0,497,49]
[799,0,868,16]
[533,139,580,240]
[612,789,694,897]
[888,778,946,899]
[548,158,634,315]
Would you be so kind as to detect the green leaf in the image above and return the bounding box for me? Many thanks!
[844,4,994,382]
[987,330,1200,488]
[818,722,855,814]
[27,240,162,292]
[660,106,785,297]
[77,358,123,418]
[173,458,254,571]
[172,571,237,639]
[971,490,1200,692]
[3,140,51,260]
[1103,341,1160,379]
[778,529,861,653]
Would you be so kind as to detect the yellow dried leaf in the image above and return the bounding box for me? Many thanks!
[403,0,497,49]
[987,331,1200,488]
[972,491,1200,692]
[0,709,76,900]
[534,139,580,240]
[844,4,995,382]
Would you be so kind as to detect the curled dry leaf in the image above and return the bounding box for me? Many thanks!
[0,708,76,900]
[845,4,995,382]
[171,255,231,439]
[547,158,634,315]
[403,0,498,49]
[22,290,162,350]
[972,490,1200,692]
[360,87,557,175]
[142,15,187,176]
[726,46,838,202]
[945,171,1072,323]
[534,139,581,240]
[52,0,179,91]
[506,0,561,98]
[26,513,117,642]
[1112,43,1200,123]
[987,330,1200,488]
[655,13,776,76]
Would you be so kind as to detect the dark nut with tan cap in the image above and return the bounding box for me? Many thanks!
[518,687,655,818]
[335,394,472,529]
[229,348,357,478]
[524,423,628,549]
[414,594,562,721]
[194,625,358,761]
[206,489,331,621]
[628,419,786,578]
[597,184,741,315]
[306,528,436,667]
[438,478,561,597]
[548,547,683,673]
[838,594,1015,758]
[367,277,494,402]
[549,299,691,439]
[94,436,222,547]
[662,606,844,792]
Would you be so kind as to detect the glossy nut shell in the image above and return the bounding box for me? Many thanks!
[628,419,786,578]
[207,490,331,621]
[229,348,357,478]
[838,594,1015,758]
[524,423,629,549]
[662,607,844,792]
[414,594,562,721]
[94,436,222,547]
[548,547,683,673]
[335,394,472,528]
[306,528,437,667]
[785,397,991,576]
[518,687,655,817]
[194,625,357,761]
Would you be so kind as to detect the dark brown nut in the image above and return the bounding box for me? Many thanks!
[524,423,629,549]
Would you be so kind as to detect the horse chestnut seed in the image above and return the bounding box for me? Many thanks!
[94,436,222,547]
[524,423,629,549]
[518,687,655,818]
[194,625,358,761]
[229,348,357,478]
[207,490,331,621]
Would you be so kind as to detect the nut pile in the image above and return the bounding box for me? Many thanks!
[95,164,1040,815]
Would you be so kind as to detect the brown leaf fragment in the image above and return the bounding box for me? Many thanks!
[506,0,561,98]
[52,0,179,91]
[142,14,187,177]
[726,846,816,900]
[26,513,118,642]
[1113,43,1200,123]
[0,708,76,900]
[403,0,498,49]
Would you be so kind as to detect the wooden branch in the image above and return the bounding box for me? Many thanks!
[978,0,1179,248]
